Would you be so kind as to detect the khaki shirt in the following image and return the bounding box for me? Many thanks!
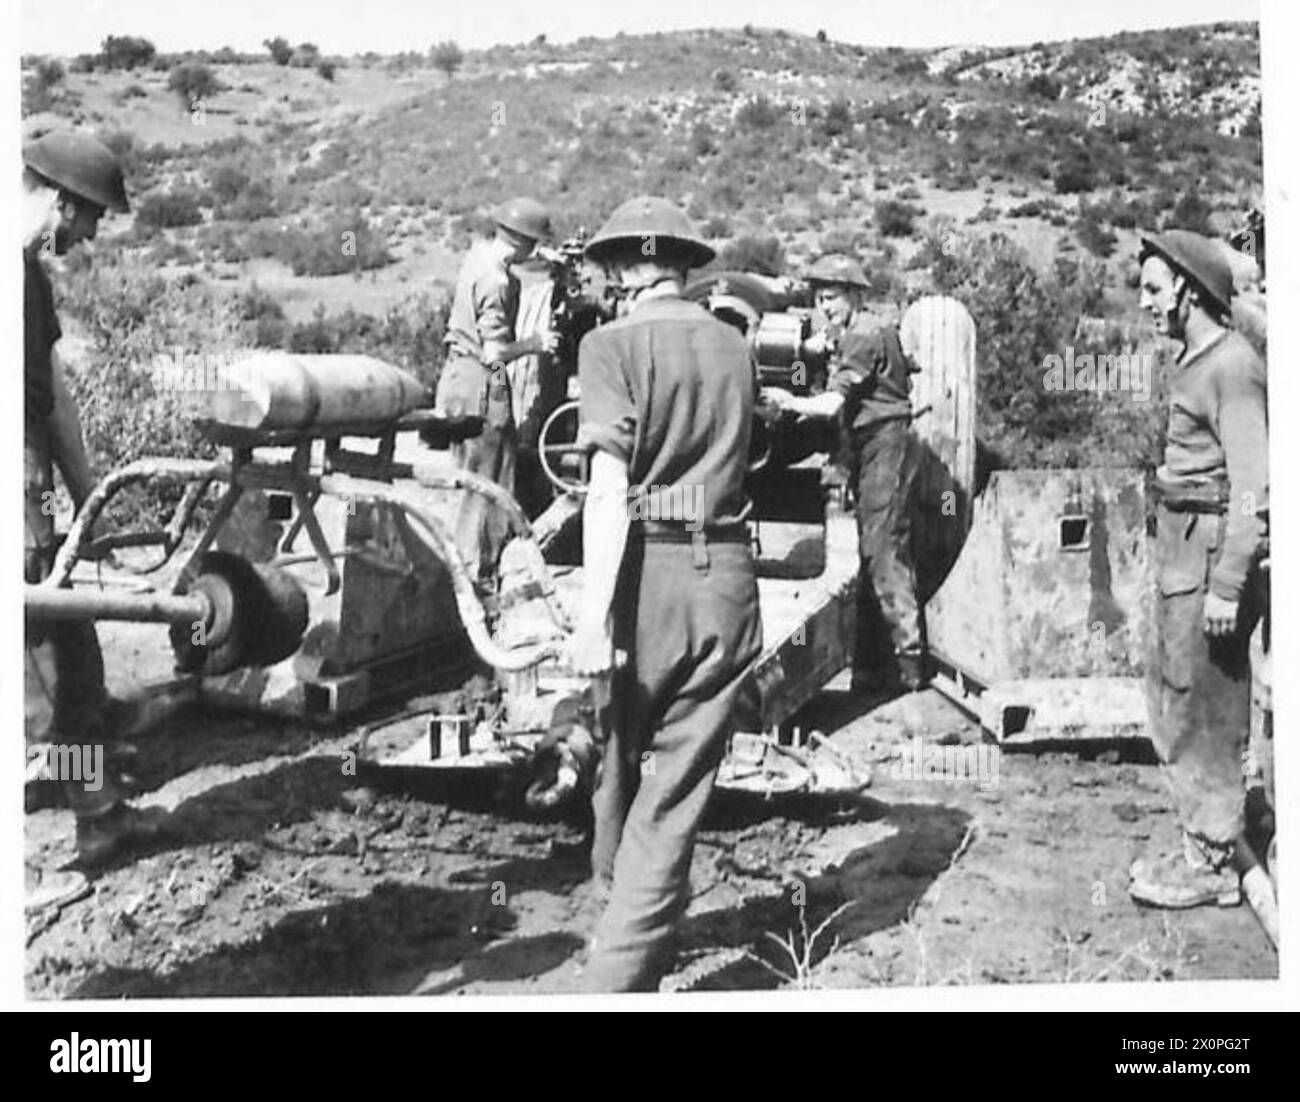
[1159,328,1268,602]
[829,320,917,438]
[577,289,754,529]
[445,238,519,364]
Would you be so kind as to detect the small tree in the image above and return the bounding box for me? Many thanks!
[290,43,321,68]
[317,59,337,82]
[35,58,65,86]
[430,40,464,79]
[100,35,156,70]
[264,36,293,66]
[168,61,219,107]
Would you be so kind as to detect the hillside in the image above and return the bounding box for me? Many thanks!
[21,22,1263,480]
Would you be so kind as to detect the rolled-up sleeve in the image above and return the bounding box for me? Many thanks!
[577,330,636,463]
[829,328,883,402]
[829,364,868,401]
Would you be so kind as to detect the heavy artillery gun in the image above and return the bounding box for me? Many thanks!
[25,355,591,796]
[27,340,861,809]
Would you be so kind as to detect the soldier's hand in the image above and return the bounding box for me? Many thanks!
[536,330,561,356]
[1202,593,1239,637]
[803,330,832,357]
[563,623,615,676]
[760,386,794,411]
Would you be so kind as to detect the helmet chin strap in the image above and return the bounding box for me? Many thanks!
[1164,276,1192,336]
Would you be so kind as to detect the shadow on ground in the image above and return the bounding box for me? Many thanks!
[70,880,582,998]
[675,800,973,991]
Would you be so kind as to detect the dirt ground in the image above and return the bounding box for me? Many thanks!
[24,609,1276,1000]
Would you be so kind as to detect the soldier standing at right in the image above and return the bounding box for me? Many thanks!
[1130,229,1269,908]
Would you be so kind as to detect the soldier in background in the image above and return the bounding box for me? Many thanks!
[434,197,559,578]
[763,253,928,698]
[1130,229,1269,908]
[1228,209,1266,357]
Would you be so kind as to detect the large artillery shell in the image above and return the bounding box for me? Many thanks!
[195,353,429,432]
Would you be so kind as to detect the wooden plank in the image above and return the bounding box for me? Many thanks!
[901,294,977,517]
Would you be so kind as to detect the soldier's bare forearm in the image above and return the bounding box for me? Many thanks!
[48,351,95,509]
[485,336,545,367]
[578,450,631,635]
[787,390,845,419]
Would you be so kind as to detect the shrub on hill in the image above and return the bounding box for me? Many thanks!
[736,95,781,130]
[911,226,1156,467]
[283,294,450,392]
[1075,203,1119,257]
[208,162,251,204]
[136,188,206,231]
[1053,154,1095,194]
[718,233,785,276]
[274,215,393,276]
[876,199,918,237]
[1163,191,1214,235]
[53,259,231,524]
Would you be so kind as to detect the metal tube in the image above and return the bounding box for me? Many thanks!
[406,463,572,632]
[318,476,564,672]
[25,584,210,627]
[49,458,226,587]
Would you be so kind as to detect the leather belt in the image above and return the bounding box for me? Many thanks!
[1153,477,1228,515]
[635,521,749,544]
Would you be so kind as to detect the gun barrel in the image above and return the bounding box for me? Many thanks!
[26,584,209,627]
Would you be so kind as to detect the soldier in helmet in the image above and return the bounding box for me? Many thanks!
[1130,229,1269,908]
[434,196,560,577]
[23,130,167,908]
[563,196,762,991]
[764,253,927,698]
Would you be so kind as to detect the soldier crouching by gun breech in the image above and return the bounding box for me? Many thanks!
[761,253,927,700]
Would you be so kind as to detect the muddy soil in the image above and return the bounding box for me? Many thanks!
[25,619,1275,998]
